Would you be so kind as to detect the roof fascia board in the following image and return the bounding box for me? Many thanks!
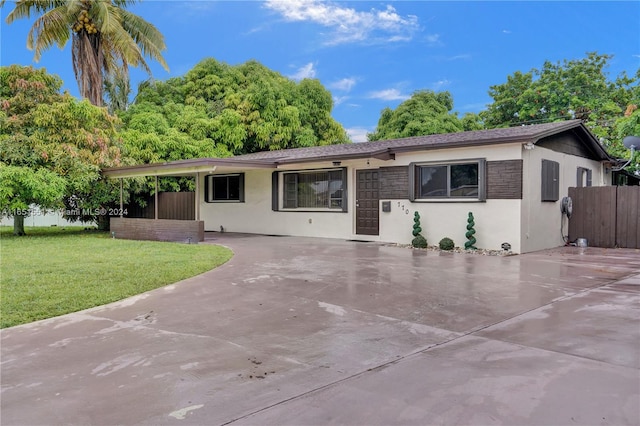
[103,158,276,178]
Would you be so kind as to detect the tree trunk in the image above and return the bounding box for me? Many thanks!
[13,214,25,236]
[97,213,110,231]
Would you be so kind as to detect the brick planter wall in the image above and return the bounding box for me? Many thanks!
[110,218,204,243]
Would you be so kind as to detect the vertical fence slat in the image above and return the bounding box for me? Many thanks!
[570,186,639,249]
[617,186,640,248]
[569,187,617,248]
[126,192,195,221]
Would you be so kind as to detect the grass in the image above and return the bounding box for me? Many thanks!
[0,226,233,328]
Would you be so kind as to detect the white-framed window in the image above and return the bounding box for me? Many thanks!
[409,159,486,201]
[276,168,347,211]
[205,174,244,203]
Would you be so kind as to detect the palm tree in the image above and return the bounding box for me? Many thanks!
[3,0,168,106]
[104,60,131,113]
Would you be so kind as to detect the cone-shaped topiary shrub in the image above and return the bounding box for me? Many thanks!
[464,212,477,250]
[439,237,455,251]
[411,212,428,248]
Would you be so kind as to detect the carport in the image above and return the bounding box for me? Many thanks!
[103,158,274,242]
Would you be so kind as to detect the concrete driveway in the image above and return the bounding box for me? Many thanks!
[1,234,639,425]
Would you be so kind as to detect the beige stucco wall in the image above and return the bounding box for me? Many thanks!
[199,143,528,252]
[520,145,608,253]
[379,145,522,252]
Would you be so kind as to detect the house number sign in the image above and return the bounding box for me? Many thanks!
[397,202,410,214]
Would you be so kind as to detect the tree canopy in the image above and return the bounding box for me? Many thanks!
[481,52,639,155]
[367,90,481,141]
[0,65,123,234]
[3,0,168,106]
[121,58,349,157]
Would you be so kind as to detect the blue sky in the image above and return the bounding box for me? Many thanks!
[2,1,639,142]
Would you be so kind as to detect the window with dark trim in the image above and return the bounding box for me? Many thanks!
[204,174,244,202]
[279,168,347,211]
[577,167,592,187]
[409,160,486,201]
[541,159,559,201]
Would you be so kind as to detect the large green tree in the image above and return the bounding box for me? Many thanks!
[481,52,639,157]
[3,0,168,106]
[367,90,481,141]
[0,65,123,234]
[123,58,349,156]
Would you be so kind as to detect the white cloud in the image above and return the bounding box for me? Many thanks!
[346,127,371,143]
[431,79,451,90]
[289,62,316,80]
[264,0,419,45]
[329,77,357,92]
[446,54,471,61]
[425,33,441,46]
[333,95,350,106]
[367,88,410,101]
[502,29,512,34]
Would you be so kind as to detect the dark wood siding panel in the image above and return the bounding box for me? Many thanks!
[378,166,409,199]
[537,133,594,159]
[486,160,523,199]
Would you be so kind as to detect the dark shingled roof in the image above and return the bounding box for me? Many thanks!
[234,119,611,164]
[104,120,613,178]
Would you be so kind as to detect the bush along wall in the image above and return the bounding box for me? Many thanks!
[439,237,455,251]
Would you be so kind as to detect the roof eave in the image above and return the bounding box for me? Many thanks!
[103,158,276,178]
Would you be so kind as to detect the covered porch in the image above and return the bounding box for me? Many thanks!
[103,157,275,243]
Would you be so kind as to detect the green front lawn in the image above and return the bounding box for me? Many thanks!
[0,227,232,328]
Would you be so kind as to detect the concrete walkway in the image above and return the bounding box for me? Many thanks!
[1,234,639,425]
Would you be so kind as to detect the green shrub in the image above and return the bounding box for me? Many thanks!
[412,235,428,248]
[439,237,455,251]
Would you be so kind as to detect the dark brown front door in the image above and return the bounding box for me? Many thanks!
[356,169,379,235]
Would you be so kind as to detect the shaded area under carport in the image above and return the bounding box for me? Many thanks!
[1,235,639,425]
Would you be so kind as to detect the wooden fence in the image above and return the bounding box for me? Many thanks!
[125,192,195,221]
[568,186,640,248]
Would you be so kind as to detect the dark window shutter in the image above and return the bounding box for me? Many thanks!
[204,175,211,203]
[478,159,487,201]
[408,163,416,202]
[541,159,560,201]
[271,171,279,211]
[341,167,348,212]
[576,168,584,187]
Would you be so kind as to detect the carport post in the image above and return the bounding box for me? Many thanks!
[194,172,200,221]
[119,179,123,217]
[154,175,158,220]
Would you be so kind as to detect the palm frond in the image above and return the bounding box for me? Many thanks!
[28,5,72,61]
[119,9,168,71]
[5,0,63,23]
